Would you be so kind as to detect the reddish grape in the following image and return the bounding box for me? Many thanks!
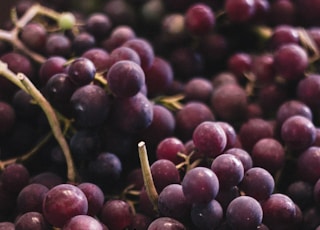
[62,215,103,230]
[42,184,88,228]
[77,183,104,217]
[38,56,67,86]
[1,163,29,194]
[81,48,110,72]
[297,146,320,184]
[147,217,186,230]
[106,46,141,69]
[85,13,112,41]
[15,212,50,230]
[72,32,96,56]
[183,77,213,103]
[297,74,320,111]
[45,33,71,58]
[225,0,256,23]
[0,101,15,136]
[68,57,96,86]
[156,137,185,164]
[102,25,136,52]
[20,22,47,52]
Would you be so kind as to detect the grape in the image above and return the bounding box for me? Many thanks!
[216,121,237,150]
[281,115,316,152]
[129,213,152,230]
[175,101,215,141]
[190,199,223,230]
[103,0,136,28]
[102,25,136,52]
[184,3,215,36]
[269,0,296,26]
[12,89,40,121]
[17,183,49,214]
[0,101,15,136]
[227,52,252,80]
[81,48,110,72]
[62,215,103,230]
[273,43,308,81]
[68,57,96,87]
[106,46,141,69]
[15,212,50,230]
[224,148,253,172]
[297,74,320,111]
[251,53,276,84]
[251,138,285,174]
[30,172,64,189]
[0,222,14,230]
[239,167,275,201]
[45,33,71,58]
[287,180,313,211]
[70,84,111,128]
[181,167,219,203]
[158,184,191,222]
[42,184,88,228]
[1,163,29,194]
[99,199,133,230]
[192,121,227,158]
[261,193,298,229]
[268,25,299,50]
[225,0,256,23]
[38,56,67,86]
[215,186,240,211]
[77,183,104,217]
[109,92,153,134]
[183,77,213,103]
[106,60,145,98]
[156,137,185,164]
[20,22,47,52]
[144,56,174,97]
[211,153,244,189]
[85,13,112,41]
[150,159,180,193]
[226,196,263,230]
[297,146,320,184]
[147,217,186,230]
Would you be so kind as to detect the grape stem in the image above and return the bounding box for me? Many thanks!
[138,141,159,213]
[0,3,70,64]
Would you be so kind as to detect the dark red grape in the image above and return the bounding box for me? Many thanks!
[175,101,215,141]
[211,153,244,189]
[281,115,316,152]
[156,137,185,164]
[184,3,215,36]
[251,53,276,84]
[183,77,213,103]
[150,159,181,193]
[99,199,133,230]
[0,222,14,230]
[62,215,104,230]
[225,0,256,23]
[239,167,275,201]
[297,74,320,111]
[224,148,253,172]
[15,212,50,230]
[0,101,15,136]
[42,184,88,228]
[297,146,320,184]
[158,184,191,222]
[20,22,47,52]
[273,43,308,81]
[227,52,252,81]
[287,180,313,211]
[226,195,263,230]
[81,48,110,72]
[72,32,96,56]
[129,213,152,230]
[85,13,112,41]
[106,46,141,69]
[106,60,145,98]
[17,183,49,214]
[268,25,299,50]
[251,138,285,174]
[67,57,96,87]
[70,84,111,128]
[1,163,29,194]
[147,217,186,230]
[268,0,296,26]
[38,56,67,86]
[102,25,136,52]
[181,167,219,203]
[77,182,104,217]
[192,121,227,158]
[216,121,237,150]
[45,33,71,58]
[30,172,64,189]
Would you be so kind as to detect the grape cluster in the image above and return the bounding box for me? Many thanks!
[1,0,320,229]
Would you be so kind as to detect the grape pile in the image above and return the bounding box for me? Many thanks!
[2,0,320,229]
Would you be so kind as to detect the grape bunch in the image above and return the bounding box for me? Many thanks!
[1,0,320,229]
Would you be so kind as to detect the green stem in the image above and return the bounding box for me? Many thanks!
[138,141,159,213]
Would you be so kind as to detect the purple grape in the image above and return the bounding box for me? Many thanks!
[144,56,174,97]
[15,212,50,230]
[77,183,104,217]
[38,56,67,86]
[20,22,47,52]
[215,186,241,212]
[62,215,104,230]
[239,167,275,201]
[251,53,276,84]
[297,74,320,111]
[0,101,15,136]
[70,84,111,128]
[85,13,112,41]
[225,0,256,23]
[181,167,219,204]
[129,213,152,230]
[99,199,133,230]
[67,57,96,86]
[251,138,285,174]
[12,89,40,121]
[1,163,29,194]
[72,32,96,56]
[216,121,237,150]
[42,184,88,228]
[224,148,253,172]
[261,193,298,229]
[109,92,153,134]
[0,222,14,230]
[184,3,215,36]
[190,199,223,230]
[183,77,213,103]
[147,217,186,230]
[297,146,320,184]
[81,48,110,72]
[226,196,263,230]
[17,183,49,214]
[106,46,141,69]
[287,180,313,211]
[268,0,296,26]
[45,33,71,58]
[281,115,316,152]
[106,60,145,98]
[268,25,299,50]
[102,25,136,52]
[238,118,274,152]
[211,153,244,189]
[192,121,227,158]
[30,172,64,189]
[156,137,185,164]
[175,101,215,141]
[150,159,181,193]
[273,43,308,81]
[158,184,191,222]
[227,52,252,80]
